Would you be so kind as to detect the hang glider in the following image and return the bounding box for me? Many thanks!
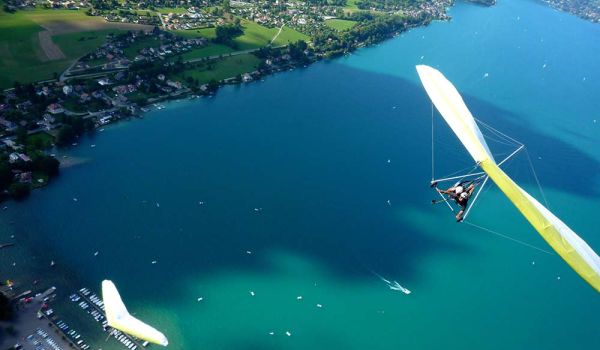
[102,280,169,346]
[416,64,600,293]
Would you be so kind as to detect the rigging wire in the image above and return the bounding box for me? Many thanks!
[475,117,524,146]
[462,176,489,221]
[464,221,555,256]
[430,114,554,255]
[431,103,435,181]
[525,148,550,209]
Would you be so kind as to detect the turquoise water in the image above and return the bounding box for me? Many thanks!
[2,0,600,349]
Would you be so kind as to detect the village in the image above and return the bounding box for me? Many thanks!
[0,0,470,200]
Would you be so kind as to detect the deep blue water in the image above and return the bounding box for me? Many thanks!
[2,1,600,349]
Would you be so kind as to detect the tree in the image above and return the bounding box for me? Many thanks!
[214,24,243,45]
[9,182,30,200]
[207,79,219,92]
[15,127,27,145]
[56,125,76,146]
[0,293,13,321]
[34,156,60,177]
[222,0,231,12]
[0,163,12,191]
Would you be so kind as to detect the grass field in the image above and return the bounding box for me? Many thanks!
[180,44,234,61]
[0,7,150,88]
[172,20,308,50]
[156,7,189,15]
[172,27,217,39]
[325,18,357,31]
[52,29,122,59]
[122,35,164,59]
[26,132,54,149]
[176,54,260,84]
[344,0,360,11]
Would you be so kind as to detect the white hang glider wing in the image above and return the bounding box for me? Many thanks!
[102,280,169,346]
[416,64,600,293]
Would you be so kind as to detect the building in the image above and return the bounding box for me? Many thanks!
[46,103,64,115]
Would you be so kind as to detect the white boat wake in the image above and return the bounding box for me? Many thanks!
[372,272,411,295]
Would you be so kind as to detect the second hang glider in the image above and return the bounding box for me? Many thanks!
[102,280,169,346]
[415,64,600,293]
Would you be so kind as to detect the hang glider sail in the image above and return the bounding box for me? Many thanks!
[416,64,600,293]
[102,280,169,346]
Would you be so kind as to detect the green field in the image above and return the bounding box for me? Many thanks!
[52,29,122,58]
[122,35,163,59]
[172,27,217,39]
[325,18,357,31]
[176,54,260,84]
[0,7,148,88]
[172,20,308,50]
[156,7,189,15]
[26,131,54,149]
[344,0,360,11]
[236,20,308,50]
[0,8,61,87]
[180,44,234,61]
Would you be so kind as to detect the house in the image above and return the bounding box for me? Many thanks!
[157,74,166,81]
[62,85,73,95]
[16,101,33,111]
[242,73,253,82]
[166,80,182,89]
[98,116,112,125]
[18,172,32,183]
[3,139,19,150]
[46,103,64,114]
[9,153,20,163]
[98,78,111,86]
[0,117,17,131]
[43,114,56,124]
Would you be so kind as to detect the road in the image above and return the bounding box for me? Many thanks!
[270,24,285,44]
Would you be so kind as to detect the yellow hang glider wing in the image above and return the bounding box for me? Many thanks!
[416,64,600,292]
[102,280,169,346]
